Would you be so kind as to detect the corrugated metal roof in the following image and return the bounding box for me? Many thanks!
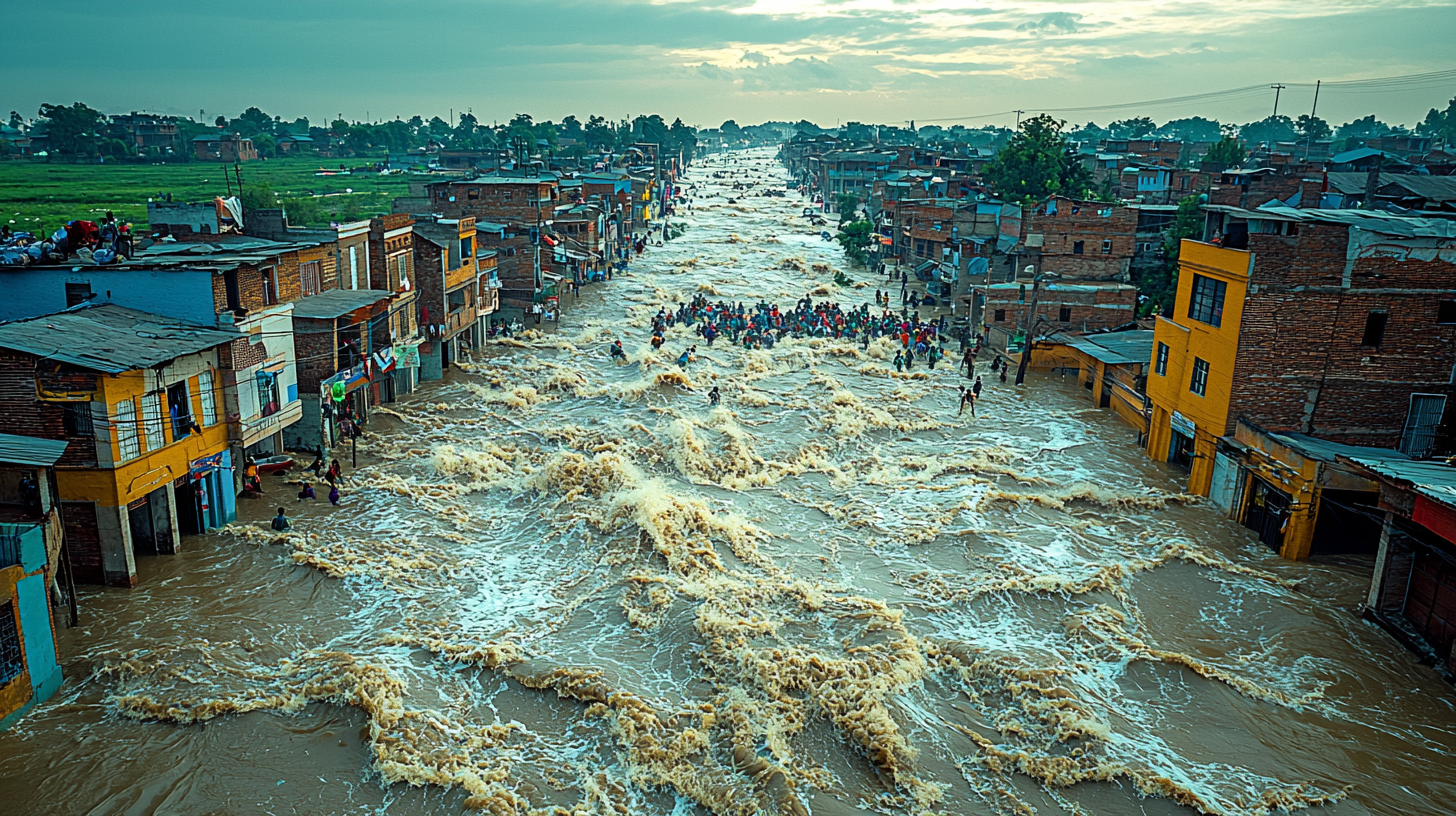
[1062,330,1154,366]
[0,432,68,467]
[0,304,240,374]
[1271,433,1409,467]
[1343,455,1456,507]
[291,289,393,320]
[1256,203,1456,238]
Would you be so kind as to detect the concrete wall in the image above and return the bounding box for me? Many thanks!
[0,268,218,325]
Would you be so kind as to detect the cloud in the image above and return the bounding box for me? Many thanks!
[1016,12,1084,35]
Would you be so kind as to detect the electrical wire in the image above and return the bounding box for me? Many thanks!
[920,67,1456,124]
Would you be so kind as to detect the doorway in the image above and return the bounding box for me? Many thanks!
[1243,478,1291,552]
[174,477,204,537]
[128,495,157,556]
[1168,430,1194,470]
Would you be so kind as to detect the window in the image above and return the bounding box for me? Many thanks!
[1190,357,1210,396]
[63,402,94,438]
[223,269,242,312]
[1180,176,1191,191]
[1059,306,1072,322]
[142,393,165,451]
[65,282,93,307]
[1187,274,1227,327]
[1155,342,1169,376]
[396,254,409,288]
[1361,311,1388,347]
[460,237,473,260]
[256,371,280,418]
[300,261,322,297]
[198,371,217,425]
[467,188,479,200]
[167,381,192,439]
[1102,239,1112,254]
[1437,300,1456,324]
[993,309,1006,322]
[260,266,278,306]
[116,399,140,461]
[0,600,22,686]
[1073,241,1084,255]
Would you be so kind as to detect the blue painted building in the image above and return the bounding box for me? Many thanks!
[0,433,70,731]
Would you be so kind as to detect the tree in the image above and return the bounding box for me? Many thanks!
[1294,114,1331,143]
[1109,117,1157,139]
[1204,135,1246,167]
[37,102,106,157]
[835,194,859,226]
[253,133,277,158]
[8,111,22,129]
[1240,115,1295,144]
[1418,97,1456,144]
[585,115,617,151]
[983,114,1093,203]
[1162,117,1222,143]
[214,115,227,128]
[835,220,875,265]
[240,181,277,212]
[1335,115,1389,150]
[1135,195,1204,317]
[234,107,274,137]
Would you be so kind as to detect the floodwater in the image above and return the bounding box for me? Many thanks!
[3,148,1454,816]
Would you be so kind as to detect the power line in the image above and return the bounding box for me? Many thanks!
[919,67,1456,125]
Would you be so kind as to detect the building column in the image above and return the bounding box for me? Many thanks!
[96,504,137,588]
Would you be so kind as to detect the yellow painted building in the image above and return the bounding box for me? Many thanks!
[0,306,241,587]
[1145,240,1253,495]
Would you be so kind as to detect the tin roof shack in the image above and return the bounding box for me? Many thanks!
[1033,330,1155,436]
[1346,456,1456,682]
[1213,420,1396,560]
[0,433,69,731]
[0,305,241,588]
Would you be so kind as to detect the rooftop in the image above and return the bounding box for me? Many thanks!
[1341,455,1456,508]
[1061,329,1155,366]
[0,304,240,374]
[291,288,394,320]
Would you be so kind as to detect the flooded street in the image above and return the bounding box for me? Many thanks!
[3,147,1454,816]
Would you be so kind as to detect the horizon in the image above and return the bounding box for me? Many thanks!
[3,1,1454,131]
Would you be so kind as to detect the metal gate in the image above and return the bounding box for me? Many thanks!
[1399,393,1447,458]
[1243,478,1290,552]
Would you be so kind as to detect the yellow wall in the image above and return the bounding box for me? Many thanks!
[1145,240,1252,495]
[58,367,230,508]
[0,565,33,720]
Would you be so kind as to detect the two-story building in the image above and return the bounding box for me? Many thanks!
[0,306,241,587]
[412,218,484,378]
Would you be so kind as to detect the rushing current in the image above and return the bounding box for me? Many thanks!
[3,148,1454,816]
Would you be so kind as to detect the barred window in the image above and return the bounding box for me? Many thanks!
[300,261,322,297]
[198,371,218,426]
[1156,342,1169,376]
[116,399,140,461]
[0,600,22,685]
[142,393,165,451]
[1190,357,1210,396]
[1187,274,1227,327]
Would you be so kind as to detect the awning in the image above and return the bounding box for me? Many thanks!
[0,432,68,467]
[292,288,393,320]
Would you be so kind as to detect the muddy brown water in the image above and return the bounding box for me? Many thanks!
[2,148,1454,816]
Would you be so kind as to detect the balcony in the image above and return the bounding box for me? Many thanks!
[445,263,476,291]
[445,306,475,337]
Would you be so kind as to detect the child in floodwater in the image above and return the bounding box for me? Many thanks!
[893,351,904,372]
[271,507,291,531]
[298,482,315,501]
[708,386,721,406]
[609,340,626,364]
[959,386,974,417]
[329,485,341,506]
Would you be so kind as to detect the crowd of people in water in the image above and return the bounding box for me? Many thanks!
[614,292,1014,414]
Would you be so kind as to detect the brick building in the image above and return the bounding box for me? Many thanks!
[107,112,181,155]
[1147,208,1456,507]
[192,133,259,163]
[978,281,1139,342]
[1019,195,1137,282]
[412,218,484,378]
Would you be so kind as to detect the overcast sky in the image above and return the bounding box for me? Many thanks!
[5,0,1454,130]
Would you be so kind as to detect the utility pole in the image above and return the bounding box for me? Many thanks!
[1014,269,1058,386]
[1268,84,1287,152]
[1304,80,1321,161]
[1014,110,1025,129]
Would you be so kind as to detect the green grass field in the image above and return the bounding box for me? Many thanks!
[0,155,412,235]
